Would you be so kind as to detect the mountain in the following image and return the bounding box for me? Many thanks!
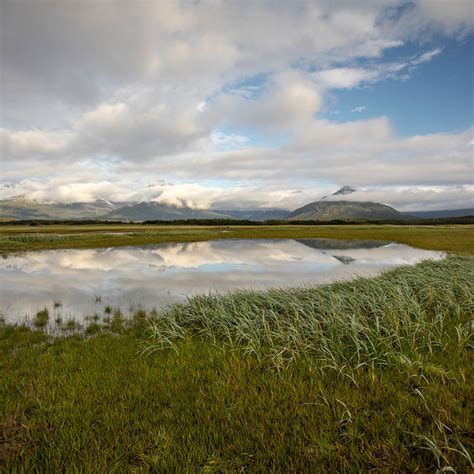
[218,209,291,221]
[104,202,230,221]
[321,185,356,200]
[287,200,407,221]
[0,196,230,221]
[403,209,474,219]
[0,196,118,220]
[333,185,356,196]
[296,239,388,250]
[0,195,290,222]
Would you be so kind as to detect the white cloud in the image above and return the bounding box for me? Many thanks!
[0,128,71,159]
[315,68,377,89]
[397,1,474,38]
[411,47,443,65]
[351,106,368,113]
[314,46,443,91]
[1,1,473,211]
[216,70,322,134]
[323,185,474,211]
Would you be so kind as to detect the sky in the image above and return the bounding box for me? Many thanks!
[0,0,473,211]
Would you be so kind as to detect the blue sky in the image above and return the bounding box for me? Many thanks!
[1,1,473,211]
[323,36,474,136]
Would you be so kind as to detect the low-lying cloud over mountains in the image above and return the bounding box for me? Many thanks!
[1,180,472,213]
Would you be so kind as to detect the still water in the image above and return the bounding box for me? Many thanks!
[1,238,444,322]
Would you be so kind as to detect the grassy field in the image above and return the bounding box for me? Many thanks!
[0,223,473,253]
[1,226,473,470]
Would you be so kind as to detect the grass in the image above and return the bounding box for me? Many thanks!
[1,255,473,471]
[0,223,473,254]
[32,308,49,328]
[147,256,473,370]
[62,318,80,331]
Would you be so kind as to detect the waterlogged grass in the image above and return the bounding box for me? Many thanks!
[1,257,473,471]
[0,224,473,253]
[32,308,49,328]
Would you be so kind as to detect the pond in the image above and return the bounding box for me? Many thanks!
[1,238,444,323]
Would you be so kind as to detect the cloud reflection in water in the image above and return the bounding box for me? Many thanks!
[1,239,444,322]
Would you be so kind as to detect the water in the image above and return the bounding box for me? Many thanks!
[0,238,444,323]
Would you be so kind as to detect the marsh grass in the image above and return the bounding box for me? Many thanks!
[110,308,125,332]
[32,308,49,328]
[133,308,147,321]
[146,256,473,371]
[62,318,80,331]
[1,224,472,254]
[85,322,101,335]
[85,313,101,323]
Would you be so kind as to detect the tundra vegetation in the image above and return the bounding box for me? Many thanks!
[1,225,472,471]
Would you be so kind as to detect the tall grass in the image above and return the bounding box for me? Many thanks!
[147,256,473,370]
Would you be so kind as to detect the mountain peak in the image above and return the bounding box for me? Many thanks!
[333,185,356,196]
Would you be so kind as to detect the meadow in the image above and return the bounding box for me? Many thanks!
[1,225,473,471]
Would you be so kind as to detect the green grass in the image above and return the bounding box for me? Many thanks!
[1,223,473,253]
[1,256,473,471]
[32,308,49,328]
[148,256,473,369]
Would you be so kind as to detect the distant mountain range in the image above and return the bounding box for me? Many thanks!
[1,187,472,222]
[0,197,119,220]
[218,209,291,221]
[104,201,229,221]
[0,196,229,221]
[403,209,474,219]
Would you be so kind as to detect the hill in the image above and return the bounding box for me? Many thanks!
[287,200,407,221]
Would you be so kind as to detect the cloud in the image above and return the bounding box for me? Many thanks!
[395,1,474,38]
[215,70,322,134]
[2,0,468,120]
[411,47,443,65]
[1,1,473,211]
[315,68,378,89]
[323,185,474,211]
[351,106,368,113]
[2,115,472,192]
[314,47,443,90]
